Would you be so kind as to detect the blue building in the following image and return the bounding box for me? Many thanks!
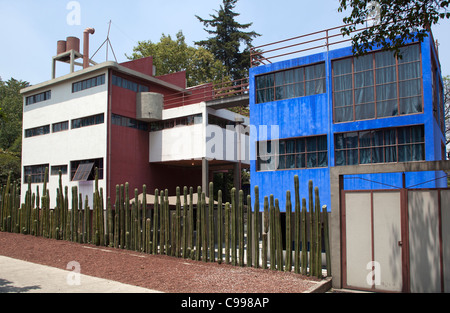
[249,31,447,211]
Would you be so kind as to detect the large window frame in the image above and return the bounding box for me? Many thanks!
[332,43,423,123]
[257,135,328,172]
[70,158,103,181]
[334,125,425,166]
[255,62,326,104]
[71,113,104,129]
[72,74,106,93]
[24,164,49,183]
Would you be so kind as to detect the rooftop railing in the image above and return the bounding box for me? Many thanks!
[163,77,249,109]
[250,23,374,67]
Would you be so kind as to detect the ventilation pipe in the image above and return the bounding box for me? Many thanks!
[83,27,95,69]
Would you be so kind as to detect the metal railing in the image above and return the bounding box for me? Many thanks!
[163,78,249,109]
[250,23,373,67]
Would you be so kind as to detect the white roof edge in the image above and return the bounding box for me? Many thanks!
[20,61,189,95]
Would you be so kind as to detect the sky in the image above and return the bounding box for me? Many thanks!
[1,0,449,85]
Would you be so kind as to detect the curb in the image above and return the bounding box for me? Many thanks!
[303,277,332,293]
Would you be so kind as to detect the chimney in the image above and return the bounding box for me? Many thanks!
[83,27,95,69]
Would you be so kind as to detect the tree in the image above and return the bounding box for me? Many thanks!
[444,76,450,146]
[195,0,261,81]
[338,0,450,57]
[127,31,228,87]
[0,77,29,185]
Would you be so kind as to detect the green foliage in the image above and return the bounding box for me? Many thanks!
[195,0,261,81]
[338,0,450,57]
[127,31,228,87]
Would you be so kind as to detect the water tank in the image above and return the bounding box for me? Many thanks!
[57,40,67,55]
[136,92,163,122]
[66,36,80,53]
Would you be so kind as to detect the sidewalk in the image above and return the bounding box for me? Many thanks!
[0,256,162,293]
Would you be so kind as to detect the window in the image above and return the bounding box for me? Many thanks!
[71,113,104,129]
[52,121,69,133]
[26,90,51,106]
[25,125,50,138]
[335,125,425,166]
[24,164,49,183]
[255,63,326,103]
[257,135,328,171]
[332,44,422,123]
[112,74,149,93]
[72,74,105,93]
[51,165,68,176]
[70,158,103,181]
[111,114,148,131]
[149,114,202,132]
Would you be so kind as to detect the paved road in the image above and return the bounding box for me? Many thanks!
[0,256,162,293]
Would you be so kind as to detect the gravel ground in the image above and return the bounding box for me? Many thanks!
[0,232,323,293]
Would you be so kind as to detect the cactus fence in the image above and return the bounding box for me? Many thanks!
[0,169,330,278]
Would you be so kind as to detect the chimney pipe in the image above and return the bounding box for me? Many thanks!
[83,27,95,69]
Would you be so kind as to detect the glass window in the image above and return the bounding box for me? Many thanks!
[335,125,424,166]
[333,43,422,123]
[256,62,326,103]
[24,164,49,183]
[72,74,105,93]
[71,113,104,129]
[257,135,327,171]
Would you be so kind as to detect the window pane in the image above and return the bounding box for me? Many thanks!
[286,140,295,153]
[294,83,304,97]
[305,81,315,96]
[398,44,420,63]
[277,155,286,170]
[398,62,420,80]
[411,125,424,143]
[360,148,371,164]
[296,139,305,153]
[294,68,304,82]
[317,136,327,150]
[307,153,317,168]
[306,137,317,152]
[334,90,353,107]
[275,72,284,86]
[334,74,353,92]
[354,54,373,72]
[399,79,421,97]
[359,131,373,147]
[377,99,398,117]
[315,78,326,94]
[354,71,374,88]
[286,155,295,169]
[335,107,353,123]
[333,58,352,75]
[375,50,396,68]
[355,103,375,120]
[398,145,411,162]
[377,83,397,100]
[335,150,345,166]
[385,146,397,162]
[355,87,374,104]
[296,153,306,168]
[411,143,424,161]
[318,152,328,167]
[400,96,422,114]
[376,66,397,84]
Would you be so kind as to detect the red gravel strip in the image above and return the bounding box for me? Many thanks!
[0,232,322,293]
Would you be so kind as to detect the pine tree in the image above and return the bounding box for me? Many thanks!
[195,0,260,81]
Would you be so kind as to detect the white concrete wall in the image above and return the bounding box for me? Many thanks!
[21,70,108,209]
[149,103,250,164]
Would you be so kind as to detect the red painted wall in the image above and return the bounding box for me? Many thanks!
[108,70,203,205]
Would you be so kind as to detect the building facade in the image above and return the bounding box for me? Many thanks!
[250,33,447,211]
[21,44,249,208]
